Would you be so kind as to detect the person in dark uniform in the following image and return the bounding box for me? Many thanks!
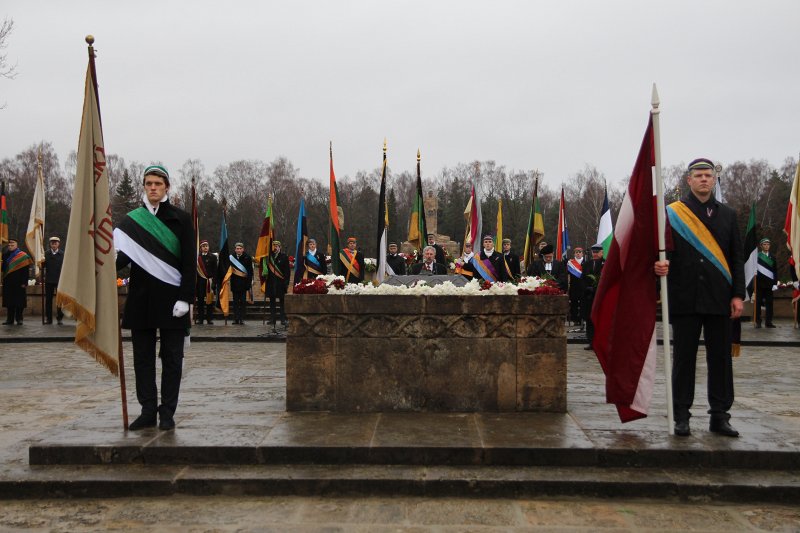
[582,244,605,349]
[340,237,365,283]
[655,157,744,438]
[426,234,447,266]
[528,244,567,290]
[386,242,407,276]
[471,235,505,282]
[195,239,217,325]
[752,238,778,328]
[230,242,253,325]
[262,240,290,326]
[2,238,31,325]
[300,238,327,279]
[43,236,65,324]
[410,246,447,274]
[566,247,585,326]
[501,238,521,280]
[113,165,195,431]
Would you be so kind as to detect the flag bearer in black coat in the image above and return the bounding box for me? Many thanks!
[753,238,778,328]
[386,242,407,276]
[340,237,365,283]
[501,238,521,280]
[195,239,217,325]
[566,246,585,326]
[582,245,604,349]
[262,240,291,326]
[114,165,195,431]
[230,242,254,325]
[655,158,745,438]
[43,236,65,324]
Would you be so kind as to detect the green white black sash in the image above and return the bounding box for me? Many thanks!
[113,206,182,286]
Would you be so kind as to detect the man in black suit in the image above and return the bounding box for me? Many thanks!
[426,233,446,266]
[582,245,604,349]
[195,239,217,325]
[752,238,778,328]
[655,157,744,438]
[229,242,254,325]
[340,237,365,283]
[43,236,65,325]
[500,238,521,281]
[471,235,505,282]
[262,240,291,326]
[410,246,447,275]
[527,244,567,290]
[566,247,585,326]
[386,242,407,276]
[114,165,195,431]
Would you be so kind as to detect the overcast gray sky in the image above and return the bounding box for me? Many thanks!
[1,1,798,186]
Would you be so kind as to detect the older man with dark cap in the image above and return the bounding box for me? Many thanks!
[2,238,32,325]
[113,165,195,431]
[386,242,407,276]
[655,157,744,438]
[43,236,65,324]
[527,244,567,290]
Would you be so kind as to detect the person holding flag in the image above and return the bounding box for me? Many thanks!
[501,238,521,280]
[2,238,32,325]
[655,158,745,438]
[195,239,217,325]
[340,236,365,283]
[230,242,253,325]
[301,238,327,279]
[752,238,778,328]
[113,165,195,431]
[43,236,65,325]
[262,239,290,326]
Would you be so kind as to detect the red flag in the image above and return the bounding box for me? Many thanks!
[591,116,659,423]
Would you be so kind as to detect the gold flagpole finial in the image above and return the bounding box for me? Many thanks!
[85,35,95,45]
[383,138,387,153]
[417,149,421,162]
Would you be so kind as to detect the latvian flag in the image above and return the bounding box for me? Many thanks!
[113,207,183,286]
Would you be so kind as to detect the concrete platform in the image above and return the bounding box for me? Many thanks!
[3,320,800,502]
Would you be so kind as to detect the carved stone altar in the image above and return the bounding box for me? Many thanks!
[285,294,568,412]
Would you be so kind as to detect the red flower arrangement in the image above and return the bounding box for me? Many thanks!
[479,280,493,291]
[330,278,345,290]
[518,279,564,296]
[288,255,295,268]
[293,278,328,294]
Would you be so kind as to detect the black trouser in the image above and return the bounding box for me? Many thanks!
[569,296,582,324]
[671,314,734,422]
[269,295,285,324]
[754,286,773,325]
[45,282,63,322]
[196,288,213,323]
[131,328,184,419]
[232,290,247,322]
[4,307,24,323]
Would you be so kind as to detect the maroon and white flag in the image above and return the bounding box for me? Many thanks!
[591,116,659,422]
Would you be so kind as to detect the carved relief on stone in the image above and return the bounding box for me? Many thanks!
[290,313,522,338]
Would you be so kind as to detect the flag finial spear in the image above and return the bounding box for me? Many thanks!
[85,35,95,58]
[417,149,421,162]
[651,83,660,113]
[383,138,387,154]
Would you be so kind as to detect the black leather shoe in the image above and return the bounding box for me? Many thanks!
[766,323,776,328]
[583,345,593,351]
[207,320,214,325]
[755,323,762,329]
[709,418,739,437]
[44,320,53,325]
[129,414,157,431]
[2,321,13,325]
[674,420,691,436]
[159,415,175,430]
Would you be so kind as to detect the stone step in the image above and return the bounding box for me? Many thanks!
[3,464,798,502]
[29,441,800,471]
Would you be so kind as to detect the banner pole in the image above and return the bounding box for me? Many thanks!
[651,84,674,435]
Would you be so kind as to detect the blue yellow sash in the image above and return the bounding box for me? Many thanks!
[666,201,731,285]
[305,251,324,276]
[229,254,248,278]
[470,255,497,282]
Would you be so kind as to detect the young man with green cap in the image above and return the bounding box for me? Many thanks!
[753,237,778,328]
[113,165,195,431]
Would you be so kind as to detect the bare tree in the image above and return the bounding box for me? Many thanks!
[0,18,17,110]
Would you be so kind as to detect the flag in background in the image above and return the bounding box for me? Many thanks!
[254,195,273,272]
[596,185,613,256]
[329,143,343,275]
[463,185,482,252]
[0,181,8,246]
[556,187,569,261]
[25,150,46,276]
[495,199,503,249]
[216,210,232,317]
[407,150,428,252]
[786,161,800,280]
[743,202,758,298]
[295,198,308,280]
[376,141,393,283]
[591,116,659,423]
[56,41,120,375]
[522,176,545,269]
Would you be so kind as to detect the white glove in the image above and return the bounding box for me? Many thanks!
[172,300,190,317]
[772,285,778,292]
[794,281,799,290]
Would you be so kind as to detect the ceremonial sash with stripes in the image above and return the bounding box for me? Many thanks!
[757,252,775,280]
[340,248,360,281]
[229,254,248,278]
[667,201,732,285]
[3,248,32,275]
[305,251,324,276]
[268,254,285,280]
[113,207,182,286]
[503,254,514,278]
[567,258,583,278]
[470,255,497,282]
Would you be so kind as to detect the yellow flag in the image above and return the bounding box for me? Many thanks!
[56,46,120,375]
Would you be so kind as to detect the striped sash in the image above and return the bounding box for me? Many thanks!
[113,207,182,286]
[666,201,732,285]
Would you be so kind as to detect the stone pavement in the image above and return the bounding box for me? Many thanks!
[1,320,799,530]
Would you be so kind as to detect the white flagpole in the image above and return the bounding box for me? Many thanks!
[651,83,674,434]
